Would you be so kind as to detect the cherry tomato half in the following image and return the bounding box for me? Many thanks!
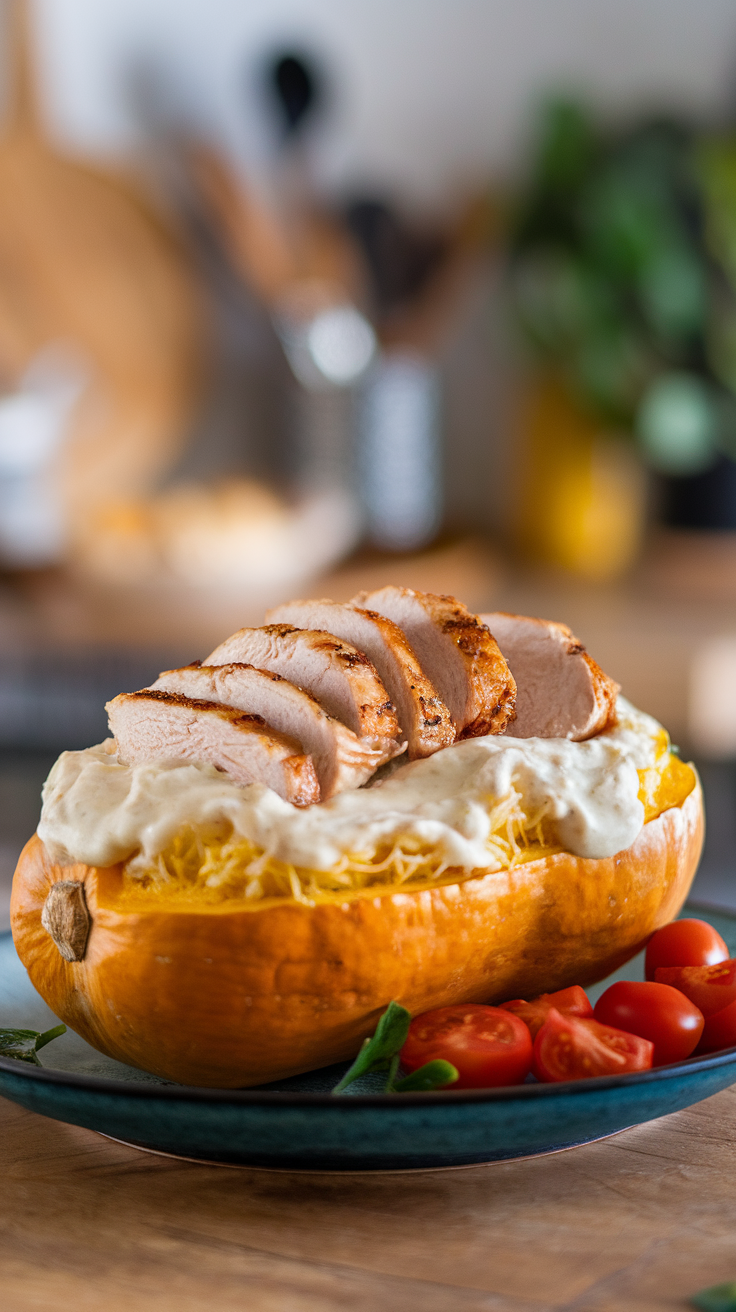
[593,981,703,1065]
[400,1004,532,1089]
[654,960,736,1017]
[696,998,736,1055]
[533,1008,653,1082]
[500,986,593,1039]
[645,919,728,981]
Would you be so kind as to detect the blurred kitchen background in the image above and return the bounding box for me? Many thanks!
[4,0,736,925]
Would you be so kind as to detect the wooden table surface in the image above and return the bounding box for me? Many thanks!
[2,1087,736,1311]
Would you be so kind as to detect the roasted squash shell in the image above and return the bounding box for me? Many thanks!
[10,778,703,1088]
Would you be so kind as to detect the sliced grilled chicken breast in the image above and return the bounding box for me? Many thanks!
[265,600,454,759]
[205,624,401,746]
[354,586,516,738]
[150,663,400,798]
[106,690,320,806]
[480,612,619,741]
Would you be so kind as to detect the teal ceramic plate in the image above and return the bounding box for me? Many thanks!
[1,903,735,1172]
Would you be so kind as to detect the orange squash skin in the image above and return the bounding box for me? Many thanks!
[10,782,703,1088]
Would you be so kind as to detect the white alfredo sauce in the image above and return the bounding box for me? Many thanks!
[38,698,663,874]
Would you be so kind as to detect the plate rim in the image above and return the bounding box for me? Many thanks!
[2,1048,736,1107]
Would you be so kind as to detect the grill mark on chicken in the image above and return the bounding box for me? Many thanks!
[127,688,265,722]
[371,701,396,719]
[265,600,454,759]
[353,586,516,739]
[205,624,401,748]
[106,689,320,806]
[150,662,402,799]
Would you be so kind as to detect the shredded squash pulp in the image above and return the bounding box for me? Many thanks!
[117,746,696,909]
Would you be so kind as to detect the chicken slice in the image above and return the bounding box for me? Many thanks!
[480,612,619,741]
[106,690,320,805]
[265,600,455,759]
[354,586,516,738]
[205,624,401,747]
[150,663,400,798]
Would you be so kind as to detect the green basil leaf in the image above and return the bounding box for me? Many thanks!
[36,1024,67,1051]
[692,1282,736,1311]
[392,1060,459,1093]
[0,1029,43,1064]
[331,1037,371,1093]
[332,1002,411,1094]
[0,1024,66,1065]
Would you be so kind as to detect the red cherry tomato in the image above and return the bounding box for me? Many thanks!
[654,960,736,1017]
[696,998,736,1055]
[533,1008,653,1082]
[593,981,704,1065]
[645,919,728,981]
[400,1004,533,1089]
[500,986,593,1039]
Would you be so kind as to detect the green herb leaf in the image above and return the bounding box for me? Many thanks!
[0,1024,66,1065]
[692,1282,736,1312]
[332,1001,411,1094]
[36,1024,67,1051]
[384,1053,401,1093]
[391,1060,459,1093]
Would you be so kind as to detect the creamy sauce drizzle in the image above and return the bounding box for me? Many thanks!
[38,698,665,874]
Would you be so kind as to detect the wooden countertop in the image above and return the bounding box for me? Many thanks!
[2,1088,736,1310]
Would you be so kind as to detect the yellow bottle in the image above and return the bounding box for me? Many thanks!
[514,375,646,581]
